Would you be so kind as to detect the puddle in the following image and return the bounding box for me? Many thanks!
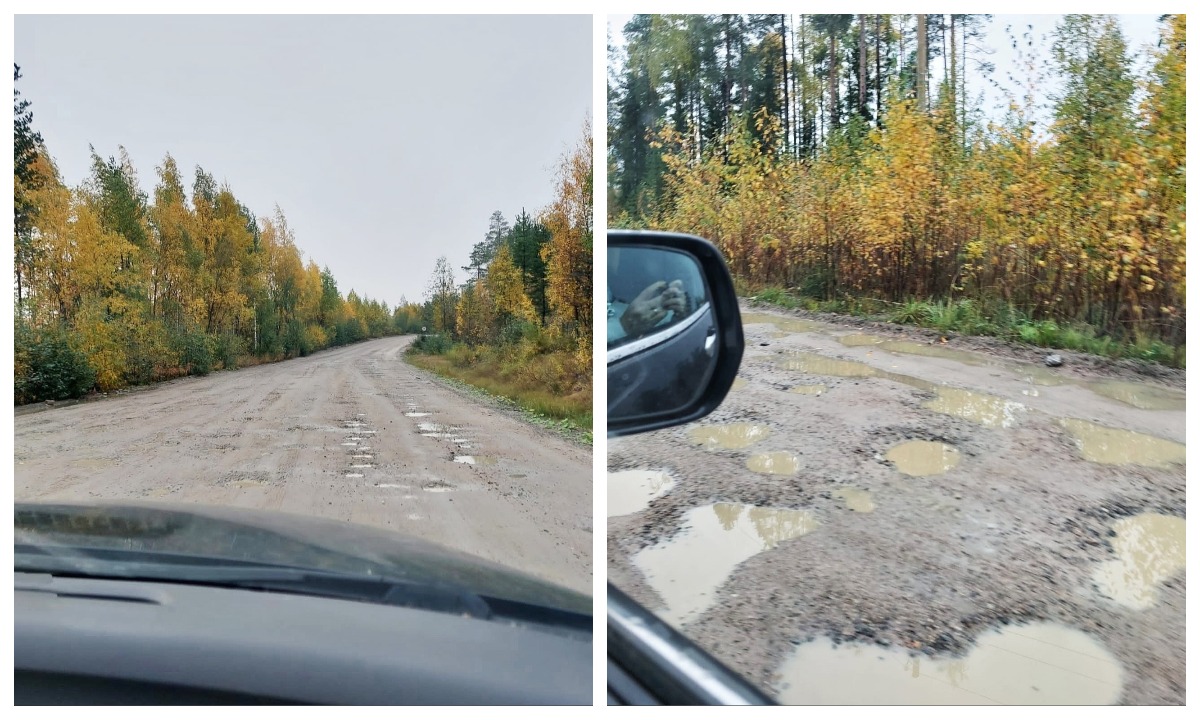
[346,436,362,441]
[778,352,936,392]
[832,487,875,512]
[1087,380,1186,411]
[345,473,364,478]
[423,481,454,493]
[608,470,675,517]
[776,622,1122,705]
[453,456,475,464]
[418,422,458,433]
[741,312,819,333]
[886,441,962,476]
[838,334,886,347]
[1091,513,1185,610]
[880,340,984,365]
[1010,364,1068,386]
[778,352,878,378]
[731,378,748,391]
[350,464,373,469]
[405,412,431,417]
[688,423,771,451]
[358,446,372,451]
[788,384,827,396]
[746,452,801,476]
[339,442,358,446]
[406,513,423,520]
[374,483,409,489]
[1059,419,1184,468]
[352,454,374,459]
[924,388,1024,428]
[634,502,818,627]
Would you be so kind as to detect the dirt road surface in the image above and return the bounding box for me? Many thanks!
[608,303,1185,704]
[15,336,592,594]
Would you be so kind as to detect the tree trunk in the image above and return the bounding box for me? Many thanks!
[829,30,839,129]
[916,14,928,110]
[858,15,867,118]
[779,14,790,155]
[874,15,882,124]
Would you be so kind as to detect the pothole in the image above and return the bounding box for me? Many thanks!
[423,481,454,492]
[405,412,431,417]
[788,384,827,396]
[1086,380,1185,411]
[634,502,818,627]
[453,456,475,465]
[832,487,875,512]
[924,388,1024,428]
[608,470,675,517]
[345,473,364,478]
[880,340,984,365]
[741,312,820,333]
[778,352,877,378]
[886,440,962,476]
[1091,512,1185,609]
[687,423,771,451]
[776,622,1123,705]
[838,333,886,347]
[1059,419,1185,468]
[731,378,748,391]
[746,451,801,476]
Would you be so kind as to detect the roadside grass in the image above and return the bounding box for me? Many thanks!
[405,338,592,444]
[748,287,1185,369]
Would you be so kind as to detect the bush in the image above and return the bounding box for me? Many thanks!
[174,328,214,376]
[14,324,97,404]
[214,333,246,370]
[410,333,453,354]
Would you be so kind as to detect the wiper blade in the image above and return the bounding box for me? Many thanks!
[15,544,492,619]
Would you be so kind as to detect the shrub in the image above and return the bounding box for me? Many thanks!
[14,324,97,404]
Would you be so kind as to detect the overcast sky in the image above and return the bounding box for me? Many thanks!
[15,14,592,308]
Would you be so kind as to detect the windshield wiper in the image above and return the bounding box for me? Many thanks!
[15,543,492,619]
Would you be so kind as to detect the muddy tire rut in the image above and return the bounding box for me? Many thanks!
[15,335,592,595]
[608,303,1184,704]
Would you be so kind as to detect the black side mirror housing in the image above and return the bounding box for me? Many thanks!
[606,230,744,438]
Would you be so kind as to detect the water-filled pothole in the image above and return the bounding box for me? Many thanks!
[924,388,1024,428]
[832,487,875,512]
[731,378,748,391]
[886,440,961,476]
[1086,381,1186,411]
[1059,419,1184,468]
[405,412,431,417]
[880,340,984,365]
[608,470,675,517]
[423,481,454,492]
[838,334,886,347]
[776,622,1123,705]
[634,502,818,627]
[741,312,819,333]
[789,384,827,396]
[778,352,877,377]
[1092,512,1185,609]
[746,451,801,476]
[688,423,771,451]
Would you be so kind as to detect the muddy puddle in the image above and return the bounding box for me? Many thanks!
[789,384,827,396]
[746,451,802,476]
[404,412,431,417]
[838,333,886,347]
[886,440,962,476]
[731,378,748,391]
[832,487,875,512]
[608,470,675,517]
[454,455,496,466]
[688,423,771,451]
[924,388,1025,429]
[777,352,937,392]
[1059,419,1185,468]
[741,312,820,333]
[423,481,454,493]
[1092,513,1185,610]
[1086,381,1185,411]
[634,502,818,627]
[776,621,1123,705]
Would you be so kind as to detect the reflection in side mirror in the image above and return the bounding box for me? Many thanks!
[607,231,744,438]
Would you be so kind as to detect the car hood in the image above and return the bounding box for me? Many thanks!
[14,500,590,616]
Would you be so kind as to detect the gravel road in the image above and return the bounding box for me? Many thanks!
[15,335,592,594]
[608,303,1185,705]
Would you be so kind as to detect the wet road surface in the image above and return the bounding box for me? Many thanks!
[608,303,1184,704]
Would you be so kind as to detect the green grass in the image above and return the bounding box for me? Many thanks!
[745,287,1184,369]
[406,346,592,443]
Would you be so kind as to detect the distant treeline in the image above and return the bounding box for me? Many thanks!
[609,15,1185,353]
[14,65,416,404]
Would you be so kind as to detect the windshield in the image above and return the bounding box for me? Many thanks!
[606,12,1186,706]
[14,14,593,615]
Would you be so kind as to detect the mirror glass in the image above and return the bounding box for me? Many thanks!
[607,246,709,351]
[607,244,719,427]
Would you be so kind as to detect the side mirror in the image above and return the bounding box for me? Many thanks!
[606,230,744,437]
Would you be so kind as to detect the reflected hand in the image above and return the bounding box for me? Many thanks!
[621,280,687,336]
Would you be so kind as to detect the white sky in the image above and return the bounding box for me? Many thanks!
[15,14,593,308]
